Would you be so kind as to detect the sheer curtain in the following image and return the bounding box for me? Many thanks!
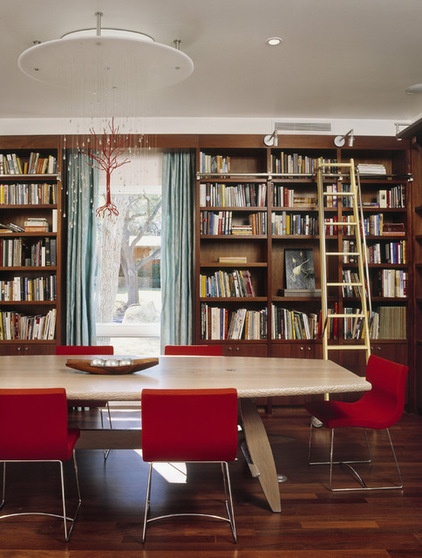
[160,151,195,350]
[65,150,99,344]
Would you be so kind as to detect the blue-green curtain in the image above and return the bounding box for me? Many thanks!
[160,151,195,350]
[65,150,99,344]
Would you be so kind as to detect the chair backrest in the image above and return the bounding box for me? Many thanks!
[0,388,78,461]
[164,344,223,356]
[56,345,114,355]
[361,354,409,428]
[141,388,238,463]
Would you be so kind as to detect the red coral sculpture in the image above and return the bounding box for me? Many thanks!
[84,118,131,217]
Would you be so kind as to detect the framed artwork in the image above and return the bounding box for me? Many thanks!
[285,249,316,290]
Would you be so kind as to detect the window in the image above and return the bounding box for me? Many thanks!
[95,150,162,355]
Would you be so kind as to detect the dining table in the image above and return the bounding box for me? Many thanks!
[0,354,371,513]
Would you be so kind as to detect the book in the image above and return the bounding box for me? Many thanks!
[218,256,247,263]
[0,221,24,232]
[382,222,405,236]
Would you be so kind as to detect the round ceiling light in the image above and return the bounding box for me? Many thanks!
[266,37,283,47]
[18,13,194,92]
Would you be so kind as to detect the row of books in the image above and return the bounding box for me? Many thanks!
[271,211,318,236]
[366,240,407,264]
[200,210,267,235]
[272,185,317,208]
[200,304,267,340]
[0,308,56,340]
[271,306,319,340]
[200,302,406,340]
[363,214,406,237]
[0,153,57,175]
[375,185,406,208]
[199,182,267,207]
[0,275,56,302]
[200,269,255,298]
[342,306,406,340]
[271,154,337,175]
[0,182,57,205]
[1,237,57,267]
[373,269,407,298]
[342,270,362,298]
[199,153,231,174]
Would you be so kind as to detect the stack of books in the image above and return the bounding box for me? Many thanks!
[24,217,49,232]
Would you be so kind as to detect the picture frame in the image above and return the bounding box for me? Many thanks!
[284,249,316,291]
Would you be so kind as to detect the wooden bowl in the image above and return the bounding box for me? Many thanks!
[65,357,159,375]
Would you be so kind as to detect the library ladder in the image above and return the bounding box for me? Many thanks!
[317,158,372,364]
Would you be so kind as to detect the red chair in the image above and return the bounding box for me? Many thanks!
[164,344,223,356]
[55,345,114,355]
[141,388,238,542]
[306,355,409,491]
[0,388,81,541]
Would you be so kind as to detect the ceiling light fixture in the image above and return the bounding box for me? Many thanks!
[406,84,422,95]
[334,129,354,148]
[18,12,194,92]
[266,37,283,46]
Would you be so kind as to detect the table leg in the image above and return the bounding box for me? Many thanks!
[239,399,281,513]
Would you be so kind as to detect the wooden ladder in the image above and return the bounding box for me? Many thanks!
[317,158,371,364]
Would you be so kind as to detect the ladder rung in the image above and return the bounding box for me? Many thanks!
[326,251,360,256]
[326,345,370,351]
[325,313,366,319]
[327,282,363,287]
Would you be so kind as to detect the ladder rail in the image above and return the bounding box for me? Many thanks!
[317,158,372,363]
[356,169,373,317]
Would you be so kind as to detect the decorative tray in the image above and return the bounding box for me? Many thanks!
[65,357,159,375]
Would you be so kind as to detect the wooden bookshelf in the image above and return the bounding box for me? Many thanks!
[193,135,412,403]
[0,136,63,355]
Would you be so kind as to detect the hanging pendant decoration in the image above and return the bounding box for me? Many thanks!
[84,118,131,217]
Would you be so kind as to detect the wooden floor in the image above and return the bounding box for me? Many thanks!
[1,405,422,557]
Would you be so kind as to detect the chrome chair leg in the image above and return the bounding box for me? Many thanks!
[142,461,237,543]
[308,420,404,492]
[0,451,81,542]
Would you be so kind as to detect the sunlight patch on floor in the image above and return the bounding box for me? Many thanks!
[134,450,187,483]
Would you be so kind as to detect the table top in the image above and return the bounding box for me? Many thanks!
[0,354,371,401]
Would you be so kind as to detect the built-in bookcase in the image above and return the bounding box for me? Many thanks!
[0,136,63,355]
[194,136,412,386]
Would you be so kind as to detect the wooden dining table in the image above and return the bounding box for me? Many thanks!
[0,354,371,513]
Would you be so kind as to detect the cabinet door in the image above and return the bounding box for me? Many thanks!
[270,342,322,359]
[0,342,56,355]
[223,343,268,357]
[370,340,408,365]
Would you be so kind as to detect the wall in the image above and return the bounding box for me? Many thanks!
[0,116,406,137]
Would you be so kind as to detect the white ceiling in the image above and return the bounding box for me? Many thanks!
[2,0,422,124]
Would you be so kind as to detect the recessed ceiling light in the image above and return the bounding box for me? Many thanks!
[406,84,422,94]
[266,37,283,46]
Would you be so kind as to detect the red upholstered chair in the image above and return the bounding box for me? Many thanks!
[306,355,409,491]
[164,344,223,356]
[141,388,238,542]
[55,345,114,355]
[0,388,81,541]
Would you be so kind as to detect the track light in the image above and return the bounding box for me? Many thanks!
[334,129,354,148]
[263,130,279,147]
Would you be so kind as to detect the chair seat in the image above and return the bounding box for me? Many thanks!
[307,396,400,430]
